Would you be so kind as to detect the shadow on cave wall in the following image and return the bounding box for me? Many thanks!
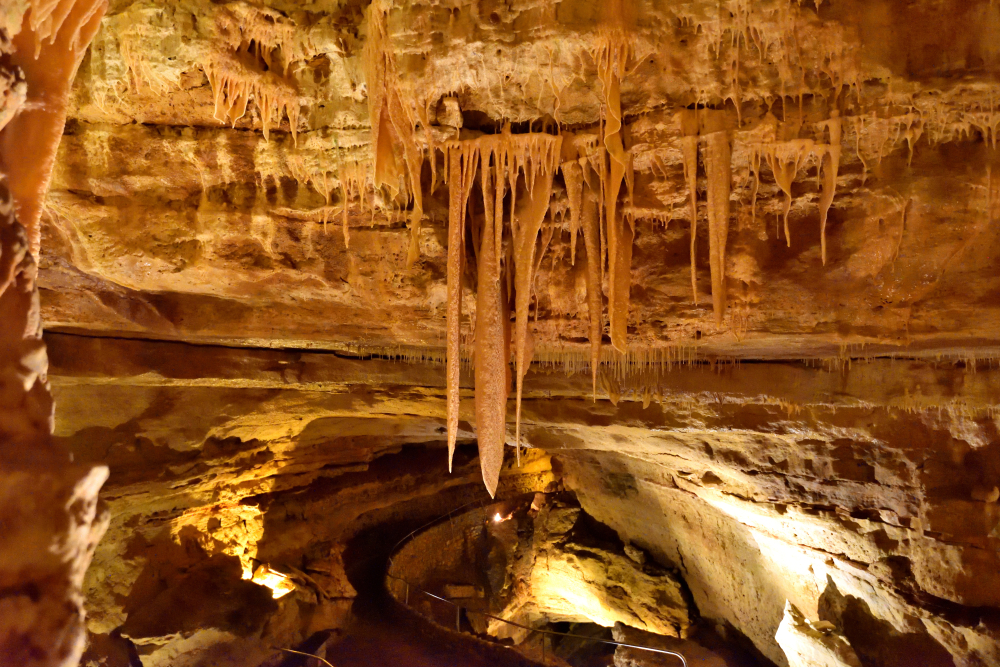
[119,526,278,641]
[819,576,956,667]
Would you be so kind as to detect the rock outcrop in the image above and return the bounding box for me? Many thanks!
[488,496,690,640]
[775,602,860,667]
[389,492,690,647]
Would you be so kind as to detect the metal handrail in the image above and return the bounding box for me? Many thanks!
[274,646,336,667]
[384,505,688,667]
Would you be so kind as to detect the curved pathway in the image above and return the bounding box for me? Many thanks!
[323,499,544,667]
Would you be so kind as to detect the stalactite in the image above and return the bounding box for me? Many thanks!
[444,147,467,472]
[364,0,425,266]
[762,139,812,246]
[680,111,700,306]
[511,131,562,461]
[563,159,584,265]
[581,186,603,400]
[594,5,634,354]
[1,0,107,254]
[749,147,761,227]
[818,111,842,265]
[705,131,732,326]
[474,162,510,497]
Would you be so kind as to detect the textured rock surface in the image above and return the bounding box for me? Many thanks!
[46,330,1000,666]
[775,601,860,667]
[488,496,690,639]
[389,493,690,643]
[38,0,1000,360]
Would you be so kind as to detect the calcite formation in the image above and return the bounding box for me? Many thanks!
[4,0,1000,666]
[0,2,108,667]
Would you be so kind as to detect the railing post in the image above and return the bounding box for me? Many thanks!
[405,582,409,605]
[455,606,462,632]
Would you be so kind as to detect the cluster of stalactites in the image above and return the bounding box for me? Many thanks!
[365,0,856,495]
[746,112,843,264]
[443,126,562,497]
[214,2,313,71]
[364,0,425,267]
[24,0,106,57]
[204,50,300,143]
[679,107,844,327]
[286,155,372,247]
[679,108,732,327]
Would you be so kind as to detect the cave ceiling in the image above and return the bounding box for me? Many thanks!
[43,0,1000,359]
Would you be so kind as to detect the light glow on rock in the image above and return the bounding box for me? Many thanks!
[251,564,296,599]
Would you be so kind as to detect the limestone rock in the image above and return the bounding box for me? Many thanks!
[492,498,690,639]
[775,601,861,667]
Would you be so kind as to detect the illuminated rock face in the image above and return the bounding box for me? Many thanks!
[389,494,690,642]
[490,496,690,639]
[22,0,1000,666]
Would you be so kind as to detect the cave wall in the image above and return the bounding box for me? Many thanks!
[45,331,1000,667]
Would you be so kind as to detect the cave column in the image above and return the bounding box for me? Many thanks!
[0,3,109,666]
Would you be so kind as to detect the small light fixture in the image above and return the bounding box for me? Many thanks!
[493,512,503,523]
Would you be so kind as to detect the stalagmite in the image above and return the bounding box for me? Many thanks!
[818,111,842,265]
[704,131,732,326]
